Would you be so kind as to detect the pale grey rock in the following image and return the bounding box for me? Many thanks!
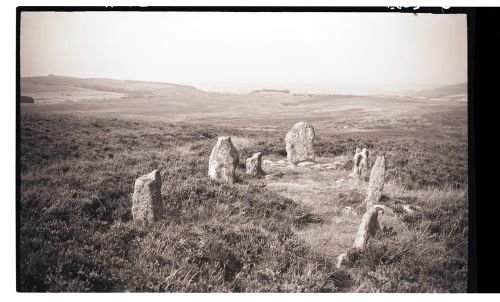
[342,206,358,216]
[349,148,369,179]
[402,205,416,214]
[359,148,369,175]
[336,253,349,268]
[263,159,274,166]
[132,170,163,223]
[285,122,315,164]
[246,152,263,176]
[297,161,315,167]
[366,156,386,208]
[208,136,239,184]
[353,205,385,249]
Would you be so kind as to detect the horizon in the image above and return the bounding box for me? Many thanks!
[21,73,467,95]
[21,12,467,94]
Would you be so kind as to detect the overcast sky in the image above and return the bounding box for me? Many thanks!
[21,12,467,93]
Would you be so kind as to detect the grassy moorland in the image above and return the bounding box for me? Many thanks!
[19,98,468,292]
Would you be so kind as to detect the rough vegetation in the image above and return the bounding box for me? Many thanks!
[19,107,468,292]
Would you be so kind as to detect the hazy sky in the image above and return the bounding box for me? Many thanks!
[21,12,467,93]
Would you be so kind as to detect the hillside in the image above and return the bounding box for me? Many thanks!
[20,76,467,132]
[392,83,467,101]
[21,75,209,103]
[413,83,467,98]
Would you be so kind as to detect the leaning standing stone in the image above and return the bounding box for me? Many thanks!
[208,136,239,184]
[285,122,315,165]
[246,152,263,176]
[132,170,163,223]
[353,205,385,249]
[366,155,386,208]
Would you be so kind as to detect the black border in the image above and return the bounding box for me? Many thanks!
[16,6,478,293]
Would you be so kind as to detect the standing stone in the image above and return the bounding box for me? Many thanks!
[351,148,362,179]
[285,122,315,164]
[353,205,385,249]
[246,152,263,176]
[359,148,369,175]
[366,155,386,208]
[132,170,163,223]
[208,136,239,184]
[351,147,369,180]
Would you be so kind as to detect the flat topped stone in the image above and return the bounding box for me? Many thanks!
[208,136,239,184]
[132,169,163,223]
[285,122,315,165]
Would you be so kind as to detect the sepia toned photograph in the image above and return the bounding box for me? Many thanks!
[18,8,469,292]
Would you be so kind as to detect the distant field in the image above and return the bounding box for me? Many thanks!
[18,76,468,292]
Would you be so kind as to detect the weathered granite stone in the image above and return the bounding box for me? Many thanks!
[353,205,385,249]
[131,170,163,223]
[246,152,263,176]
[208,136,239,184]
[366,156,386,208]
[285,122,315,164]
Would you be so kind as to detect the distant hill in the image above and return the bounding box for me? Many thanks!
[21,75,209,103]
[391,83,467,101]
[413,83,467,98]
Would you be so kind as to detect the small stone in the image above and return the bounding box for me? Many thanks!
[263,159,274,166]
[297,161,315,167]
[336,253,349,268]
[208,136,239,184]
[246,152,263,176]
[131,170,163,223]
[402,205,415,214]
[342,206,358,216]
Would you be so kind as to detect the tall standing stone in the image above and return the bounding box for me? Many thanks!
[353,205,385,249]
[366,155,386,208]
[132,170,163,223]
[246,152,263,176]
[285,122,315,165]
[208,136,239,184]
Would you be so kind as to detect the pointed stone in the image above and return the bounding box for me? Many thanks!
[208,136,239,184]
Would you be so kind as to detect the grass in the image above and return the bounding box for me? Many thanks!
[19,110,468,292]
